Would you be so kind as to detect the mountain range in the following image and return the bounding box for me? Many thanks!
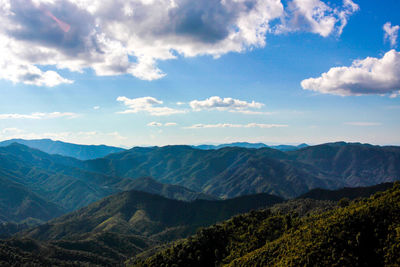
[83,142,400,199]
[0,138,125,160]
[1,182,396,266]
[193,142,309,151]
[0,140,400,225]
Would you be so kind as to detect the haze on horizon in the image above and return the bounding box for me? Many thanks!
[0,0,399,147]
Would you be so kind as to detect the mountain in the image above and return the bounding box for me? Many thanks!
[0,175,65,224]
[84,142,400,199]
[0,143,124,212]
[193,142,308,151]
[84,145,338,199]
[14,190,282,264]
[287,142,400,187]
[0,143,222,224]
[298,182,395,201]
[131,182,400,267]
[123,177,219,201]
[0,138,125,160]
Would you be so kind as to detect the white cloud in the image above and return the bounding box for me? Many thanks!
[0,111,78,119]
[147,121,177,127]
[276,0,359,37]
[384,22,400,48]
[0,0,357,85]
[186,123,288,129]
[93,106,100,110]
[344,122,381,126]
[301,50,400,96]
[117,96,185,116]
[190,96,264,114]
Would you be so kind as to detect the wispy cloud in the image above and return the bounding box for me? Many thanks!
[344,122,382,126]
[147,122,178,127]
[275,0,359,37]
[117,96,186,116]
[185,123,288,129]
[384,22,400,48]
[0,112,79,120]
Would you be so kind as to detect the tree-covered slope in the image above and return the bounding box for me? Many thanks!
[0,138,125,160]
[131,182,400,267]
[121,176,219,201]
[0,175,65,224]
[22,190,283,243]
[298,182,395,201]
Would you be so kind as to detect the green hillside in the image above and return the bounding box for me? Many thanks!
[131,182,400,267]
[22,190,283,243]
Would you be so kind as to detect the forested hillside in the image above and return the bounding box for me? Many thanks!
[131,182,400,267]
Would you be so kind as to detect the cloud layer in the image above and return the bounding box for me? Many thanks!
[0,112,78,119]
[0,0,357,86]
[301,50,400,96]
[186,123,288,129]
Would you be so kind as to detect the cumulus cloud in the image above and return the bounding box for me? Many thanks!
[190,96,265,114]
[276,0,359,37]
[0,111,78,119]
[384,22,400,48]
[0,0,358,85]
[147,121,177,127]
[344,122,381,126]
[117,96,185,116]
[301,50,400,96]
[186,123,288,129]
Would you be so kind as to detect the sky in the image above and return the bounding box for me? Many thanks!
[0,0,399,147]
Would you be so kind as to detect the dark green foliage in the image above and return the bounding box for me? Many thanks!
[0,138,125,160]
[298,182,395,201]
[123,177,219,201]
[131,183,400,267]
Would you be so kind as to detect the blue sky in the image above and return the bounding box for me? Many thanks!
[0,0,399,147]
